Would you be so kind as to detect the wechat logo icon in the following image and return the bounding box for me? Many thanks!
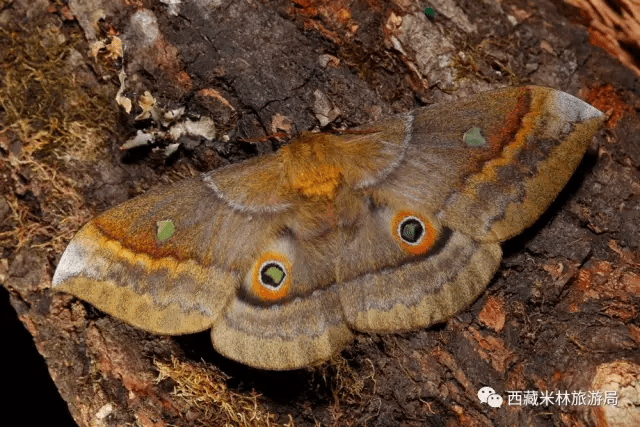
[478,386,503,408]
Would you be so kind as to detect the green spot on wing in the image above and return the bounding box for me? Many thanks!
[464,127,487,147]
[265,266,284,285]
[156,220,175,241]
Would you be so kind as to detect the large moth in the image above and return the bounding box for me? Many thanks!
[52,86,604,370]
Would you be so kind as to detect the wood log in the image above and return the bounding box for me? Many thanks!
[1,0,639,426]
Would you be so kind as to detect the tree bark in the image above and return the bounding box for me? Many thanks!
[1,0,639,426]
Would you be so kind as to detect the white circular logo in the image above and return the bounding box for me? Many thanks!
[478,386,496,403]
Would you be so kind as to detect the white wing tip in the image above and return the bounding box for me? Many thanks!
[51,241,86,286]
[554,90,604,122]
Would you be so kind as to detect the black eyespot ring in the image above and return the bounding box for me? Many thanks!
[397,216,425,245]
[259,261,287,290]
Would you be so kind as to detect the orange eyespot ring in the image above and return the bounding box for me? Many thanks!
[391,211,437,255]
[250,251,292,302]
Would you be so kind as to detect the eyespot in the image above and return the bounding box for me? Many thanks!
[392,211,436,255]
[250,252,292,301]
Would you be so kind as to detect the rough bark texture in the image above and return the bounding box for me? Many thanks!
[1,0,639,426]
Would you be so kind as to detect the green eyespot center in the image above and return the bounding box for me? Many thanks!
[156,220,175,241]
[399,217,424,244]
[463,127,487,147]
[260,262,286,289]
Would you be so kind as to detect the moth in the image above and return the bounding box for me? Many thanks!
[52,86,604,370]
